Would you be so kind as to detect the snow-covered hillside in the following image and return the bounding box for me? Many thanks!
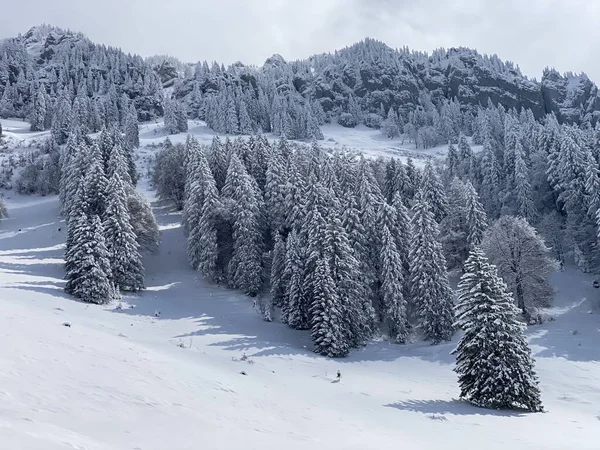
[0,139,598,449]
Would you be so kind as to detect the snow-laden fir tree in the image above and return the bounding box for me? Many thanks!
[452,247,543,412]
[420,160,447,222]
[270,232,287,308]
[265,144,288,235]
[124,105,140,149]
[282,229,309,329]
[188,155,221,281]
[379,224,409,343]
[83,142,109,217]
[65,211,116,304]
[325,210,375,347]
[464,180,488,247]
[439,178,469,270]
[223,153,264,296]
[103,171,144,291]
[0,196,7,220]
[309,256,349,357]
[409,190,455,343]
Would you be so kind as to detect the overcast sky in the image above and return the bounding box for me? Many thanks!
[1,0,598,82]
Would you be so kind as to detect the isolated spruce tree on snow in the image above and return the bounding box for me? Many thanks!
[409,190,455,343]
[452,247,543,412]
[309,256,349,358]
[65,212,115,304]
[103,172,144,291]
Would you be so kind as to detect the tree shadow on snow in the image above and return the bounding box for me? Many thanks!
[385,399,527,418]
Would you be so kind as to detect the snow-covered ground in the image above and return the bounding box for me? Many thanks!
[0,118,598,449]
[0,118,464,166]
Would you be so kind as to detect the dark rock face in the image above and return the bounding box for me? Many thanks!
[299,41,600,125]
[541,69,600,124]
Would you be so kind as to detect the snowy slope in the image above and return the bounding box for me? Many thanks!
[0,141,599,449]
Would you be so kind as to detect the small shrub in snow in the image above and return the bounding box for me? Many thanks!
[337,113,357,128]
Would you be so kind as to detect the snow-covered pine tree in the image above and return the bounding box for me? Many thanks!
[265,144,288,235]
[514,140,536,222]
[464,181,488,247]
[223,153,264,296]
[409,190,455,343]
[124,105,140,149]
[379,224,409,343]
[0,196,7,220]
[83,142,109,218]
[107,142,133,187]
[439,177,469,270]
[270,232,287,307]
[452,247,543,412]
[309,256,349,357]
[325,209,375,347]
[420,160,447,222]
[163,99,178,134]
[446,143,459,178]
[103,171,144,291]
[282,228,309,329]
[64,212,116,304]
[189,159,221,281]
[208,136,228,191]
[30,89,47,131]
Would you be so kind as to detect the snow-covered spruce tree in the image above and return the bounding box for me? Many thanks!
[282,229,309,329]
[379,224,409,343]
[103,172,144,291]
[208,136,228,192]
[439,178,469,270]
[163,99,179,134]
[309,256,349,357]
[223,153,264,296]
[124,105,140,150]
[265,144,288,235]
[0,196,7,220]
[513,140,536,222]
[65,212,116,304]
[270,232,287,308]
[481,216,558,319]
[325,209,375,348]
[464,181,488,248]
[420,160,448,222]
[409,190,455,343]
[107,142,133,187]
[83,142,109,217]
[452,247,543,412]
[127,190,160,253]
[188,155,221,281]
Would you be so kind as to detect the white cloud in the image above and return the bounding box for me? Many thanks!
[1,0,599,81]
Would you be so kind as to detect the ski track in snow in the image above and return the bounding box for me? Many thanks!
[0,118,599,449]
